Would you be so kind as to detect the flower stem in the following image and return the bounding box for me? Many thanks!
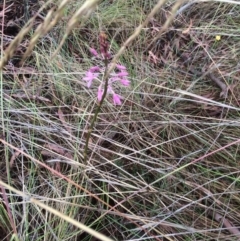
[83,58,109,163]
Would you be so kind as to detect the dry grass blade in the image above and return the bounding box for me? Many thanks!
[147,0,187,49]
[0,21,34,69]
[20,9,55,63]
[21,0,75,63]
[9,150,21,167]
[210,211,240,238]
[1,0,240,240]
[0,180,114,241]
[0,3,13,18]
[0,183,17,235]
[0,0,52,69]
[52,0,101,58]
[106,0,170,76]
[57,108,72,135]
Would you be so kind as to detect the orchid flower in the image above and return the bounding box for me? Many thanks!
[84,46,130,105]
[83,71,99,88]
[112,93,122,105]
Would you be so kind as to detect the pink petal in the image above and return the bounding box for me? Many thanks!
[83,71,98,88]
[110,77,120,83]
[87,71,94,77]
[120,79,130,86]
[106,52,112,59]
[116,64,126,70]
[97,87,104,102]
[113,93,122,105]
[89,66,100,72]
[87,79,93,88]
[89,48,98,56]
[115,71,128,77]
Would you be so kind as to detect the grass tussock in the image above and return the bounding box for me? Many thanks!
[1,0,240,240]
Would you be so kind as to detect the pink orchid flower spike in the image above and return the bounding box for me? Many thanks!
[83,71,99,88]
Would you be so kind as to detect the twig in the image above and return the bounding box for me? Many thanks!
[176,0,197,16]
[209,73,229,98]
[208,211,240,239]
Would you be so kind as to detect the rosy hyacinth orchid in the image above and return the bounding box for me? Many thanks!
[84,38,129,105]
[83,71,99,88]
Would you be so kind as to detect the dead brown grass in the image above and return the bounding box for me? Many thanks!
[0,0,240,240]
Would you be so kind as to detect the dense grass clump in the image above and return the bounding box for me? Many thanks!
[0,0,240,240]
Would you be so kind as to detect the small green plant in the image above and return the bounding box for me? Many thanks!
[83,32,130,162]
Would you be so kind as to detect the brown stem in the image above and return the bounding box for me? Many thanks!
[83,58,109,164]
[209,73,228,98]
